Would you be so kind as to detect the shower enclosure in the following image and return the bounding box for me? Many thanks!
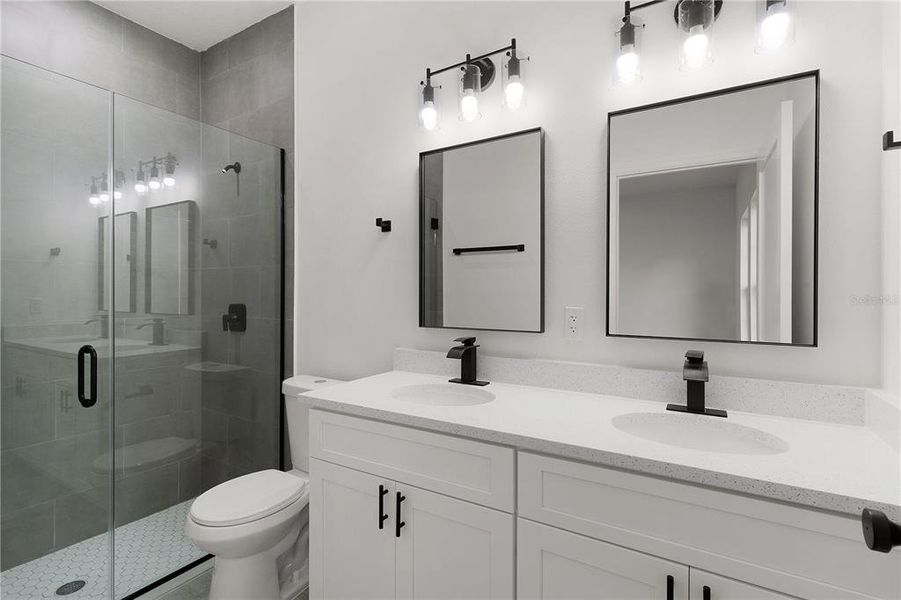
[1,56,285,598]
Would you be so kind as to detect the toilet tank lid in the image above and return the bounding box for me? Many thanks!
[282,374,344,396]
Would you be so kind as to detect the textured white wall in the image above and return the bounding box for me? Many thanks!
[296,1,889,386]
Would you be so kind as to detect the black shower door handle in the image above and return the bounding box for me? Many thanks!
[77,344,98,408]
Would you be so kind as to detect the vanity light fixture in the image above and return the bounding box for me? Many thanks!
[418,38,527,131]
[678,0,716,70]
[148,158,162,191]
[88,177,100,206]
[163,153,177,187]
[613,0,726,84]
[459,58,482,122]
[615,9,644,85]
[98,173,110,203]
[503,41,527,110]
[757,0,793,53]
[419,71,440,131]
[134,165,148,194]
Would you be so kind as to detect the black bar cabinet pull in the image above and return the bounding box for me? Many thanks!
[703,585,711,600]
[395,491,406,538]
[378,485,389,530]
[666,575,674,600]
[77,344,98,408]
[452,244,525,256]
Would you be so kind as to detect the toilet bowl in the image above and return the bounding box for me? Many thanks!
[186,469,308,600]
[185,375,342,600]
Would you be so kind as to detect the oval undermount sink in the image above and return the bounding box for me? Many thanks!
[392,383,495,406]
[611,412,789,455]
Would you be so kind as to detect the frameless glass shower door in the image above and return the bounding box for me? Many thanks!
[1,56,114,597]
[2,55,284,599]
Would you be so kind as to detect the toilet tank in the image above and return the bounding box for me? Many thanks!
[283,375,344,473]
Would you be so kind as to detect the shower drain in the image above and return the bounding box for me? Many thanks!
[55,580,86,595]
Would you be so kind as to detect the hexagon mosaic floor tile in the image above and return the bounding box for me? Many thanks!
[1,500,205,599]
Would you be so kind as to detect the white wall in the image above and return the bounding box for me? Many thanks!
[296,1,888,386]
[882,0,901,394]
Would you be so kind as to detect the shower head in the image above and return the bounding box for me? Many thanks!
[221,162,241,174]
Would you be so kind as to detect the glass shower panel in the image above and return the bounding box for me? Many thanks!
[0,56,113,597]
[112,95,205,597]
[196,123,283,490]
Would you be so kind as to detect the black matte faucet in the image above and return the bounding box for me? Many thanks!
[136,318,166,346]
[666,351,727,418]
[447,337,489,386]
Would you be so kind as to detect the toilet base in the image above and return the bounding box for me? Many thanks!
[210,553,281,600]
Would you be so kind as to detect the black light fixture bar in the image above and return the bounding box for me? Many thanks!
[624,0,669,17]
[426,39,517,78]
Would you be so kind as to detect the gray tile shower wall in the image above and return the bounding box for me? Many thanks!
[198,7,295,480]
[0,1,201,119]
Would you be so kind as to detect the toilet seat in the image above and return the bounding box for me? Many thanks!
[191,469,308,527]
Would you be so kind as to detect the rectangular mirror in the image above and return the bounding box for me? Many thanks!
[145,200,197,315]
[420,128,544,333]
[607,72,818,346]
[98,211,137,313]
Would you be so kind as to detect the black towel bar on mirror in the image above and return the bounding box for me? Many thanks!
[452,244,525,255]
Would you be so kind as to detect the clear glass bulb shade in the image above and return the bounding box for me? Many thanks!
[682,25,711,70]
[616,45,640,85]
[134,182,147,194]
[758,4,792,53]
[504,76,524,110]
[420,101,438,131]
[460,89,479,122]
[114,190,123,200]
[163,175,176,187]
[99,192,110,203]
[89,194,100,206]
[148,177,161,190]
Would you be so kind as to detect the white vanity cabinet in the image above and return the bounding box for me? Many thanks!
[518,518,690,600]
[308,410,516,600]
[306,409,898,600]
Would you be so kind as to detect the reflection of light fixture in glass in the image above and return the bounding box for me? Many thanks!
[757,0,793,53]
[678,0,715,71]
[98,173,110,203]
[148,158,161,190]
[459,59,481,122]
[89,177,100,205]
[134,166,147,194]
[503,42,526,110]
[163,154,177,187]
[614,14,643,86]
[419,72,439,131]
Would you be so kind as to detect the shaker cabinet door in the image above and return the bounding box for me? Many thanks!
[310,459,396,600]
[518,518,689,600]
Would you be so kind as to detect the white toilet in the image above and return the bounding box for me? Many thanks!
[185,375,342,600]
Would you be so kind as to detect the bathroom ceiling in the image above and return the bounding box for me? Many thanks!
[94,1,292,51]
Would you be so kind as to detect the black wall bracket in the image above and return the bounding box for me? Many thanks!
[884,131,901,151]
[376,218,392,232]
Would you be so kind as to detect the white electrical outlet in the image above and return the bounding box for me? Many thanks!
[564,306,584,340]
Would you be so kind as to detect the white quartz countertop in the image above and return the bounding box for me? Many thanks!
[286,370,901,520]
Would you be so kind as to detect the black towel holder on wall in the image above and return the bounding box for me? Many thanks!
[376,218,391,232]
[452,244,525,256]
[884,131,901,151]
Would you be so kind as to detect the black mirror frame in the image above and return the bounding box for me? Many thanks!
[605,70,819,347]
[418,127,546,334]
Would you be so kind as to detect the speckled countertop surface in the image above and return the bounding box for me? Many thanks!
[285,370,900,520]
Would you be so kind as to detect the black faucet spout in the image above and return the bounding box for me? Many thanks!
[446,337,489,387]
[666,350,726,418]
